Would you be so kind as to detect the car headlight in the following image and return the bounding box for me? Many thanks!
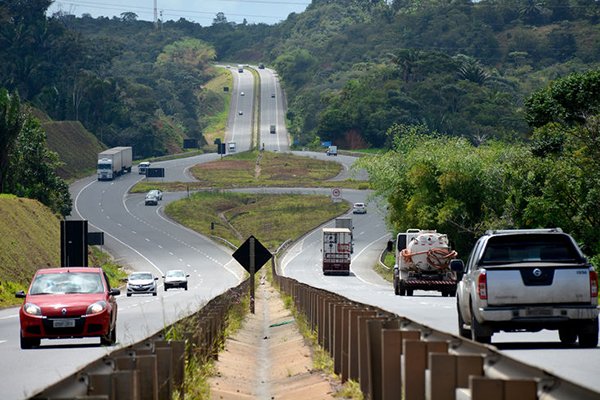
[23,303,41,316]
[86,301,107,315]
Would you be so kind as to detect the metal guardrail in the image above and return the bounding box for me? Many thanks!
[32,280,249,400]
[270,256,600,400]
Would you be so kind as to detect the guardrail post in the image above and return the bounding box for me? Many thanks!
[431,353,483,400]
[358,315,386,397]
[348,309,377,382]
[112,370,140,400]
[381,329,420,400]
[333,304,352,375]
[402,340,448,400]
[154,341,173,400]
[115,351,158,400]
[465,376,537,400]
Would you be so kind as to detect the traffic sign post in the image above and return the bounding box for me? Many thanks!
[232,235,272,314]
[331,187,342,202]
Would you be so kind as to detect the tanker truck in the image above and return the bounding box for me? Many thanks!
[393,229,458,296]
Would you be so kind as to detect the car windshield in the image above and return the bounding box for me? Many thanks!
[30,272,103,295]
[166,270,184,277]
[481,234,581,264]
[130,273,153,280]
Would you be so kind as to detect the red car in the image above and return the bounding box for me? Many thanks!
[15,267,120,349]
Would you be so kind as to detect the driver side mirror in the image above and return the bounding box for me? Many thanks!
[450,259,465,281]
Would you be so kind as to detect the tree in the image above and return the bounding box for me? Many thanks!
[6,111,72,216]
[0,89,24,193]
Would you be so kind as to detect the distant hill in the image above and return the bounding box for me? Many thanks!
[0,195,60,305]
[43,120,106,180]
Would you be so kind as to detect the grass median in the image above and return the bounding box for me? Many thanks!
[165,191,349,251]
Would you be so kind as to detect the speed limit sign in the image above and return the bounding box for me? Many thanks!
[331,188,342,202]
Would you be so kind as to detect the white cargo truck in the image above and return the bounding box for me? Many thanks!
[97,146,133,181]
[393,229,458,296]
[322,227,352,275]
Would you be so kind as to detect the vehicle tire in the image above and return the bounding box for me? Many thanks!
[578,318,599,348]
[184,284,188,291]
[558,327,577,345]
[20,333,40,349]
[398,280,407,296]
[449,287,457,297]
[153,291,157,296]
[126,293,131,297]
[164,286,168,292]
[470,307,492,344]
[101,325,117,346]
[457,302,471,339]
[441,290,449,297]
[393,278,400,295]
[406,289,413,296]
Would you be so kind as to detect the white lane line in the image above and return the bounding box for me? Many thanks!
[0,314,18,320]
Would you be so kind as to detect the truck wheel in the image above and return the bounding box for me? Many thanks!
[578,318,599,348]
[393,278,399,295]
[457,302,470,338]
[470,307,492,344]
[406,288,413,296]
[558,327,577,345]
[398,280,407,296]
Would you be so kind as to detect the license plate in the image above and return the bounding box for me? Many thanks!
[525,308,553,317]
[53,319,76,328]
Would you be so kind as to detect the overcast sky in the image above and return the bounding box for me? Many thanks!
[48,0,311,26]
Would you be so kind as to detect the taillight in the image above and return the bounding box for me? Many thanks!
[478,271,488,300]
[590,270,598,299]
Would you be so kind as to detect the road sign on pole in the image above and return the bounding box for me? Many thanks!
[232,235,272,314]
[331,187,342,202]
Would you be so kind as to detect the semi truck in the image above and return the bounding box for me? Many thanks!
[322,227,352,275]
[393,229,458,296]
[97,147,133,181]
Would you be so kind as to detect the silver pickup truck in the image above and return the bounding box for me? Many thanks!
[453,228,599,347]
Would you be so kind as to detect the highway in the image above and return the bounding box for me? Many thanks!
[1,64,599,398]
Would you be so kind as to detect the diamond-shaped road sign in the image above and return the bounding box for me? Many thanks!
[232,235,272,273]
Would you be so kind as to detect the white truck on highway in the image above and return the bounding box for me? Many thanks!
[322,227,352,275]
[453,228,599,346]
[97,146,133,181]
[393,229,458,297]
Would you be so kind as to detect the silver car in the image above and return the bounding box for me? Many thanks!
[163,270,189,291]
[126,272,158,296]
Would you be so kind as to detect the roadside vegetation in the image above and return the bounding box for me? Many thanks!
[165,191,349,251]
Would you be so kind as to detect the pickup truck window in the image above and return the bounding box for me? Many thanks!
[481,234,581,264]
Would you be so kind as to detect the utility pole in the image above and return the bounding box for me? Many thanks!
[153,0,158,29]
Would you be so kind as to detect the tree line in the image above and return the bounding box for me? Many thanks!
[358,70,600,266]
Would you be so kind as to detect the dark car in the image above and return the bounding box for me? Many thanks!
[16,267,120,349]
[163,270,190,291]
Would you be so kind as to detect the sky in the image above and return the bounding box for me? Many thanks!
[47,0,311,26]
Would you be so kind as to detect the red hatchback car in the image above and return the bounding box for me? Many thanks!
[15,267,120,349]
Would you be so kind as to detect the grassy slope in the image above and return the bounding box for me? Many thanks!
[44,120,106,180]
[0,195,61,305]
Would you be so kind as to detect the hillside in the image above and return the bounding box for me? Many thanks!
[0,195,61,305]
[44,120,106,180]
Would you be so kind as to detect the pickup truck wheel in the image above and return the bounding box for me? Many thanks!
[578,318,599,348]
[457,303,470,338]
[558,327,577,345]
[470,309,492,344]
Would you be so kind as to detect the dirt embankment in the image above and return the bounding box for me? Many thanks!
[209,275,339,399]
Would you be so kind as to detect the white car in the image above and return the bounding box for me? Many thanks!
[240,91,245,96]
[148,189,163,200]
[126,272,158,296]
[163,270,189,291]
[138,161,150,174]
[352,202,367,214]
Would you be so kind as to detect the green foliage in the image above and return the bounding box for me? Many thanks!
[0,89,24,193]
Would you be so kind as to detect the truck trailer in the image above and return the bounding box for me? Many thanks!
[322,227,352,275]
[97,147,133,181]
